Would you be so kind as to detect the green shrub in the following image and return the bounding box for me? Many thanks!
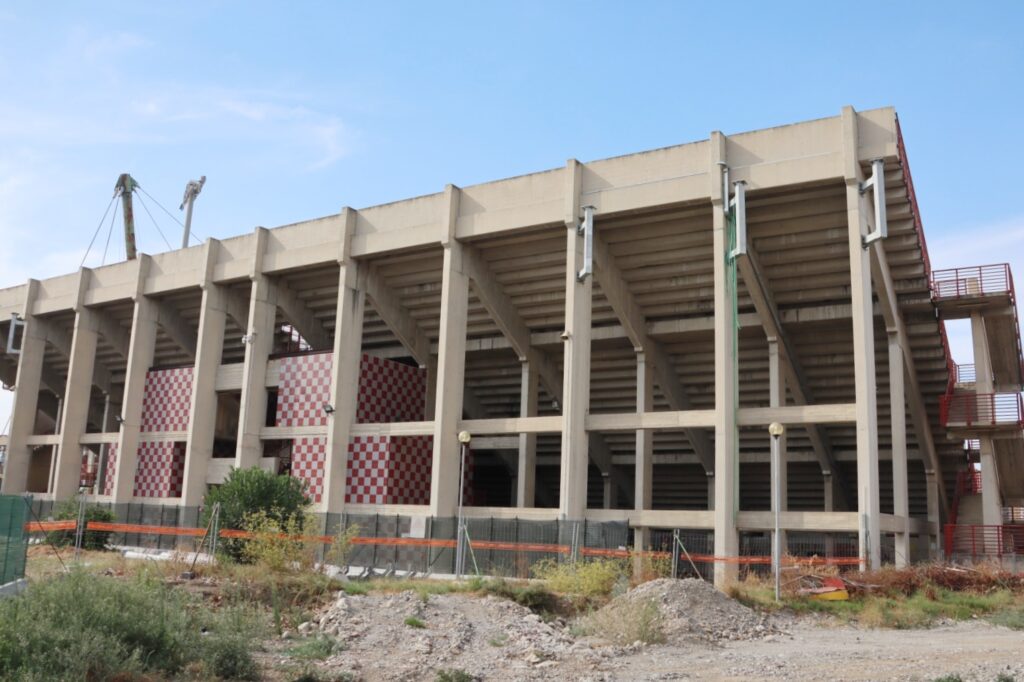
[46,497,115,550]
[580,596,666,645]
[0,569,263,680]
[290,634,342,660]
[243,509,320,573]
[404,616,426,628]
[202,467,311,561]
[532,558,628,598]
[435,669,475,682]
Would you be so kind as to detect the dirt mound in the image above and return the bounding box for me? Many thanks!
[599,578,780,644]
[303,589,584,680]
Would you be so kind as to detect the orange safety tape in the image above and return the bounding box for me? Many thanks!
[70,520,861,566]
[25,520,77,532]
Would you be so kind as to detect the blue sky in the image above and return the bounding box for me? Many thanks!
[1,1,1022,425]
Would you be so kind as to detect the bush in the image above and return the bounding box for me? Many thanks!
[242,510,319,573]
[202,467,311,561]
[580,596,666,645]
[46,497,115,550]
[532,558,629,598]
[0,569,264,680]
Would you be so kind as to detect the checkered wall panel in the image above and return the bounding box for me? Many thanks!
[356,354,426,423]
[276,352,433,506]
[133,442,185,498]
[276,353,332,428]
[386,436,433,505]
[140,367,193,432]
[345,436,390,504]
[292,437,326,503]
[102,444,117,496]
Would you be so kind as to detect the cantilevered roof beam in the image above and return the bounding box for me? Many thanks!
[736,245,851,510]
[273,278,332,351]
[592,232,715,474]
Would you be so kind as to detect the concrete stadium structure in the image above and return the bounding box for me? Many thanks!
[1,105,1022,586]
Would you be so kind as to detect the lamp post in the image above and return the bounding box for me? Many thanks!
[455,430,472,578]
[768,421,785,601]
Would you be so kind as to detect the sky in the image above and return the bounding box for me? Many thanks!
[0,1,1022,430]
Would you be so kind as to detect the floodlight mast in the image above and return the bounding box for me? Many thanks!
[180,176,206,249]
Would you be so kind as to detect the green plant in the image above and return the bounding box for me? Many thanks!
[290,634,342,661]
[202,467,311,561]
[324,522,361,568]
[989,608,1024,630]
[435,669,475,682]
[242,509,319,573]
[0,569,264,680]
[404,616,426,628]
[532,558,629,598]
[487,633,508,647]
[580,596,665,645]
[932,676,963,682]
[46,497,115,550]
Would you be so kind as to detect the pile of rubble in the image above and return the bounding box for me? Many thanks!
[598,578,782,644]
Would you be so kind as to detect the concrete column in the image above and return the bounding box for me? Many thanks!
[970,311,1002,528]
[768,338,788,552]
[323,257,365,514]
[111,295,158,502]
[236,229,276,470]
[559,159,591,520]
[1,281,45,494]
[889,332,910,567]
[424,355,438,418]
[430,186,469,517]
[711,132,738,587]
[635,352,654,513]
[52,306,100,499]
[517,359,538,507]
[180,281,228,507]
[842,106,881,570]
[926,470,941,559]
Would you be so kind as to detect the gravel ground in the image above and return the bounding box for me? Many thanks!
[263,582,1024,681]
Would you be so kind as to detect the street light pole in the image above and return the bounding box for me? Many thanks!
[769,421,786,601]
[455,430,472,578]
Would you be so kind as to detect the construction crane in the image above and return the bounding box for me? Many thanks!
[113,173,139,260]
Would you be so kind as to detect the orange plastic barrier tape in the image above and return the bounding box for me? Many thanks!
[74,520,861,566]
[25,520,77,533]
[86,522,208,537]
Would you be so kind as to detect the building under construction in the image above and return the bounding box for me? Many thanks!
[1,105,1022,586]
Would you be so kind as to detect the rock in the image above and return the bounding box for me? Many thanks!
[298,621,314,635]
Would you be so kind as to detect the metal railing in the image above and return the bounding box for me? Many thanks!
[940,392,1024,429]
[1003,508,1024,524]
[945,524,1024,559]
[954,363,976,384]
[930,264,1013,301]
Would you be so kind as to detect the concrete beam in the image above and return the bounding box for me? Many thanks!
[592,231,715,473]
[274,277,332,351]
[364,265,431,367]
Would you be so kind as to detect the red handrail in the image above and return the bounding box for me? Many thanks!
[930,264,1012,300]
[944,524,1024,558]
[940,392,1024,428]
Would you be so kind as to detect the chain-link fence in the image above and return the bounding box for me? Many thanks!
[0,495,30,585]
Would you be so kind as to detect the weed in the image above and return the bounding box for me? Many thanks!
[532,558,629,598]
[47,496,114,550]
[989,608,1024,630]
[487,633,508,647]
[932,675,963,682]
[404,616,426,628]
[0,569,264,681]
[995,674,1016,682]
[290,634,342,660]
[242,509,321,573]
[435,669,475,682]
[580,596,666,645]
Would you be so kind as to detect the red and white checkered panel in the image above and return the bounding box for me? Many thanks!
[102,444,117,496]
[276,353,333,428]
[356,354,427,423]
[140,367,193,432]
[133,442,185,498]
[386,436,433,505]
[292,437,326,503]
[345,436,390,504]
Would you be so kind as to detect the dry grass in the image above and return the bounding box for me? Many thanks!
[578,596,666,645]
[728,563,1024,629]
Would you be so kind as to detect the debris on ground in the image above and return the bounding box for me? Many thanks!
[596,578,783,644]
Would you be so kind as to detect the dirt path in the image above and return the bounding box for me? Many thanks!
[591,621,1024,681]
